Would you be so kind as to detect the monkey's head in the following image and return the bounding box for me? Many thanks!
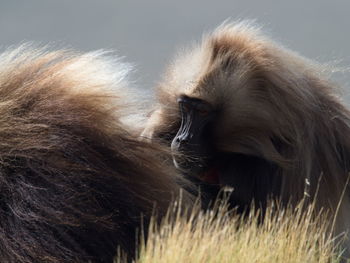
[143,22,348,193]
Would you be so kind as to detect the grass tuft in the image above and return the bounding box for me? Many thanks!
[124,198,344,263]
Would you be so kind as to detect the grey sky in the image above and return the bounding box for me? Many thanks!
[1,0,350,100]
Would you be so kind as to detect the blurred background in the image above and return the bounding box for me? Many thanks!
[1,0,350,101]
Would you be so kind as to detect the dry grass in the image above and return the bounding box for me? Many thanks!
[117,198,344,263]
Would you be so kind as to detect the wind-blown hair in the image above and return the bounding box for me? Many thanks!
[0,46,192,262]
[143,22,350,252]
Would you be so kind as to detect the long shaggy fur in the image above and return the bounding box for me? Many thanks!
[0,46,192,262]
[143,22,350,252]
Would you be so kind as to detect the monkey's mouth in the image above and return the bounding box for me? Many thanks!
[172,151,221,185]
[173,154,222,185]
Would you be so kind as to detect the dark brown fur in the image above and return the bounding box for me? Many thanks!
[0,46,192,262]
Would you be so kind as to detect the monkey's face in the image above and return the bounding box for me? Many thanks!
[168,69,283,186]
[171,95,216,174]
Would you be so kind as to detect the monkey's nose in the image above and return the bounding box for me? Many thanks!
[178,136,188,143]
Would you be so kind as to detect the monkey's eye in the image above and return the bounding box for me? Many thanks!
[197,109,209,116]
[196,103,211,116]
